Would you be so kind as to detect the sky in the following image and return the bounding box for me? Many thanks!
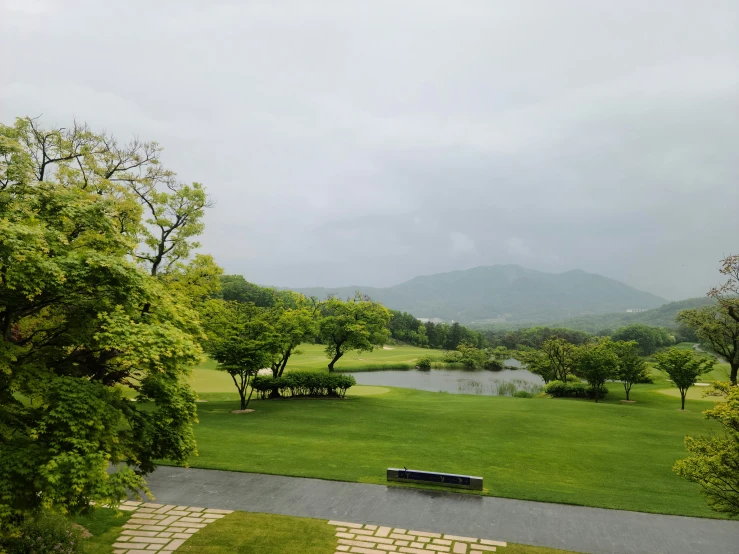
[1,0,738,300]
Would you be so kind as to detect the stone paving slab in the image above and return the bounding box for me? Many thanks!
[328,521,507,554]
[111,501,231,553]
[141,465,739,554]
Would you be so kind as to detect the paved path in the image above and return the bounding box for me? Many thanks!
[143,467,739,554]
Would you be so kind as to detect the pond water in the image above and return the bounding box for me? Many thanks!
[348,365,544,397]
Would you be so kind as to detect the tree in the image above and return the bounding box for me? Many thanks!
[612,340,650,401]
[0,117,213,525]
[514,348,555,383]
[201,300,279,410]
[653,349,716,410]
[540,338,577,383]
[709,254,739,324]
[673,382,739,515]
[267,295,318,396]
[574,340,619,402]
[318,297,391,372]
[677,305,739,386]
[612,324,671,356]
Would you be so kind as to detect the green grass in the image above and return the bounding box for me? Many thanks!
[176,377,728,519]
[73,508,131,553]
[178,511,576,554]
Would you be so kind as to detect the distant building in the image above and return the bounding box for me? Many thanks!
[625,308,647,313]
[417,317,445,324]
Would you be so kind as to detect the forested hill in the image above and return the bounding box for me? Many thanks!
[289,265,667,324]
[521,297,717,334]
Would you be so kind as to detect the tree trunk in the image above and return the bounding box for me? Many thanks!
[681,391,686,411]
[239,389,247,410]
[731,363,738,386]
[328,350,343,373]
[625,386,630,401]
[244,378,255,410]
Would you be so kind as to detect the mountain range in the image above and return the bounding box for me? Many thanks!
[290,265,668,324]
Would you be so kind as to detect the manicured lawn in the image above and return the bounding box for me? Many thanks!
[73,508,131,553]
[178,511,576,554]
[177,375,725,519]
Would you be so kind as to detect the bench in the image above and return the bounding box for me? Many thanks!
[387,468,483,490]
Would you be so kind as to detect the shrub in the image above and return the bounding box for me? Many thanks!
[416,357,432,370]
[2,511,83,554]
[544,380,604,399]
[252,372,356,399]
[513,390,533,398]
[483,359,503,371]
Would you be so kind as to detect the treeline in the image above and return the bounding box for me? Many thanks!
[388,310,485,350]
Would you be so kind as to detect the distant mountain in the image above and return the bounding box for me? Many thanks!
[517,297,716,333]
[289,265,668,324]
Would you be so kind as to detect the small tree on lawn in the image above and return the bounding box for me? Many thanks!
[574,340,619,403]
[613,340,650,401]
[673,382,739,515]
[318,296,391,372]
[653,349,716,410]
[515,348,555,383]
[202,300,279,410]
[541,338,577,383]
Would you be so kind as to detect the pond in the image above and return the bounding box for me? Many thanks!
[348,365,544,397]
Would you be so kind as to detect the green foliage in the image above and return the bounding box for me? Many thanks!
[201,300,280,410]
[252,372,356,399]
[219,275,278,307]
[611,324,674,356]
[1,510,83,554]
[456,342,487,368]
[674,382,739,515]
[573,340,619,402]
[513,390,534,398]
[486,326,593,350]
[0,117,211,526]
[416,356,432,370]
[318,297,391,372]
[677,305,739,385]
[387,310,483,349]
[612,340,651,400]
[483,359,503,371]
[653,349,716,410]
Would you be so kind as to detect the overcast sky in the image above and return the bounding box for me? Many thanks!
[2,0,737,300]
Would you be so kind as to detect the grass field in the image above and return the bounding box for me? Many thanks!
[73,509,132,554]
[176,342,733,519]
[182,371,726,519]
[179,512,576,554]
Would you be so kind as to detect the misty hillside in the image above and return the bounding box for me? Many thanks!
[520,297,717,333]
[290,265,668,324]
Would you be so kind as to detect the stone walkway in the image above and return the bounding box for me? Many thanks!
[142,466,739,554]
[112,501,232,553]
[328,521,507,554]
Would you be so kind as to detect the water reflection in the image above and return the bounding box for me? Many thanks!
[348,367,544,397]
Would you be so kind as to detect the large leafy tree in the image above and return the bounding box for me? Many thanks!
[677,305,739,385]
[201,300,279,410]
[653,349,715,410]
[318,297,391,372]
[674,382,739,515]
[0,117,218,526]
[268,294,318,380]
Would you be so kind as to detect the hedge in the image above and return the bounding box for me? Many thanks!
[252,372,356,399]
[544,380,609,400]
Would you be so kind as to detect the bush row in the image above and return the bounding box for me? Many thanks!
[544,380,609,399]
[1,510,83,554]
[252,372,356,399]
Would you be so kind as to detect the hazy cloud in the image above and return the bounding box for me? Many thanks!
[1,0,737,298]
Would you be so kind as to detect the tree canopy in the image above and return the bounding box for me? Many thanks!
[678,305,739,385]
[318,297,391,372]
[653,349,715,410]
[0,117,218,526]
